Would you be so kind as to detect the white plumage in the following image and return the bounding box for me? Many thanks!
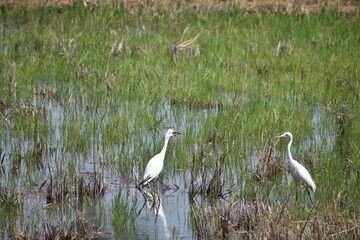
[141,129,180,186]
[277,132,316,194]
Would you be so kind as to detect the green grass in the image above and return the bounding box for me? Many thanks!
[112,190,137,238]
[0,3,359,238]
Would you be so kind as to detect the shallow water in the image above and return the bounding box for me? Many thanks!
[0,93,339,239]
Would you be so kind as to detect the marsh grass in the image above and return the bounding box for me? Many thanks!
[0,186,22,214]
[112,190,137,238]
[0,2,359,239]
[191,195,360,239]
[189,150,229,203]
[6,211,91,240]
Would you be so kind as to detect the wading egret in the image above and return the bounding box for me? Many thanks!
[276,132,316,200]
[140,129,181,186]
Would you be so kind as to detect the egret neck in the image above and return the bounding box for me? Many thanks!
[159,135,171,162]
[286,135,294,163]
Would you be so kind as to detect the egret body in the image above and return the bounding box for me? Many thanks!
[277,132,316,196]
[141,129,180,186]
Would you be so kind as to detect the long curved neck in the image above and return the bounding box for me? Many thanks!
[160,136,170,156]
[286,137,294,163]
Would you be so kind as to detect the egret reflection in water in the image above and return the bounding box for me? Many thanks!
[137,187,172,239]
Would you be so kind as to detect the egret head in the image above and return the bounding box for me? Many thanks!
[276,131,293,139]
[166,129,181,139]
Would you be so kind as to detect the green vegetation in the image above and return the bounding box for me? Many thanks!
[0,2,359,238]
[112,190,137,238]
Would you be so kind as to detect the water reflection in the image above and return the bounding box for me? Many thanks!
[101,178,192,240]
[147,192,171,239]
[138,187,172,239]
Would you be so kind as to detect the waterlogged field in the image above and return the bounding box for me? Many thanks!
[0,3,359,239]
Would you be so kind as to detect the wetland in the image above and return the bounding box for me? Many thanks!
[0,1,359,239]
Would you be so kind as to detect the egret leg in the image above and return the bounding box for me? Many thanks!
[138,175,152,186]
[137,201,147,216]
[306,187,314,204]
[136,185,147,201]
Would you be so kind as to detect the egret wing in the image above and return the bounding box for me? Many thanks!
[292,160,316,192]
[143,154,163,183]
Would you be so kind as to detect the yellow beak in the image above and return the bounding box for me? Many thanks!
[173,132,181,136]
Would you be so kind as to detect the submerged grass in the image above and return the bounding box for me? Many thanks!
[0,2,359,239]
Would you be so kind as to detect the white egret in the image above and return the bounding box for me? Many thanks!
[140,129,181,186]
[276,132,316,200]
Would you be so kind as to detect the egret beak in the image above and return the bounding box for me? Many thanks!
[173,131,181,137]
[276,134,285,138]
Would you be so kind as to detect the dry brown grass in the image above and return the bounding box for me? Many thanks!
[191,198,360,239]
[7,211,91,240]
[45,164,105,205]
[189,148,229,203]
[253,140,284,182]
